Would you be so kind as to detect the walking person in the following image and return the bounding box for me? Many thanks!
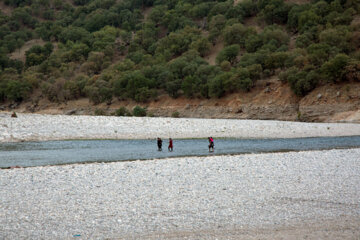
[208,137,214,152]
[168,138,173,152]
[157,137,163,151]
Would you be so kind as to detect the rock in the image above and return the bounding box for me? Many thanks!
[8,103,19,109]
[26,105,36,113]
[317,93,322,99]
[236,108,243,113]
[66,109,77,115]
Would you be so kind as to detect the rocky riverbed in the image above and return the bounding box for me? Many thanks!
[1,112,360,239]
[1,149,360,239]
[1,112,360,142]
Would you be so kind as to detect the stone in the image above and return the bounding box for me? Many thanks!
[317,94,322,99]
[66,109,77,115]
[236,108,243,113]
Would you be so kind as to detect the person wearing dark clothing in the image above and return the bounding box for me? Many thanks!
[208,137,214,152]
[168,138,173,152]
[157,137,163,151]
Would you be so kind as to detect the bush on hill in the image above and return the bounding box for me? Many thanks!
[0,0,359,105]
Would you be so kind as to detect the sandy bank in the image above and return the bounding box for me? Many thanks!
[1,112,360,142]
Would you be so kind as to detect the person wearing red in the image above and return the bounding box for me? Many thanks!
[168,138,173,152]
[208,137,214,152]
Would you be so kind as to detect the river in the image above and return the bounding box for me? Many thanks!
[1,136,360,168]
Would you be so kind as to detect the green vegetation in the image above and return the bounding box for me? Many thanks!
[115,106,131,116]
[132,105,147,117]
[0,0,359,105]
[171,111,180,118]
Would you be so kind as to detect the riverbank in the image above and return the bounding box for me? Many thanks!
[1,148,360,239]
[1,112,360,142]
[4,81,360,123]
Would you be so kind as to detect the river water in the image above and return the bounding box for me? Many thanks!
[1,136,360,168]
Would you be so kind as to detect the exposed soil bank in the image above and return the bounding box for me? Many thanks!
[3,81,359,123]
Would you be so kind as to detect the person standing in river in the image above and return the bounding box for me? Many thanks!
[157,137,163,151]
[168,138,173,152]
[208,137,214,152]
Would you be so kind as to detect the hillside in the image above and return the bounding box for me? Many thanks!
[0,0,359,122]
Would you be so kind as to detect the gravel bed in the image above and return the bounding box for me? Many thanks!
[1,113,360,142]
[1,148,360,239]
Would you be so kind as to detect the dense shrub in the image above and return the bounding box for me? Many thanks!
[5,79,32,102]
[321,54,350,82]
[286,69,319,96]
[132,105,147,117]
[171,111,180,118]
[25,43,53,67]
[1,0,359,102]
[216,44,240,65]
[94,108,106,116]
[345,60,360,82]
[115,106,131,116]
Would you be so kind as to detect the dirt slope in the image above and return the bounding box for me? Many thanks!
[6,78,360,123]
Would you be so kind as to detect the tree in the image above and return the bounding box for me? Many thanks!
[190,2,214,18]
[190,37,211,57]
[182,75,200,98]
[25,43,53,67]
[319,27,351,53]
[321,54,350,82]
[226,67,253,92]
[245,34,263,52]
[223,23,255,47]
[216,44,240,65]
[307,43,332,66]
[165,79,181,98]
[59,27,93,45]
[5,80,32,102]
[208,14,226,43]
[298,10,321,32]
[208,72,231,98]
[261,0,290,24]
[287,69,319,96]
[124,71,149,100]
[92,26,118,51]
